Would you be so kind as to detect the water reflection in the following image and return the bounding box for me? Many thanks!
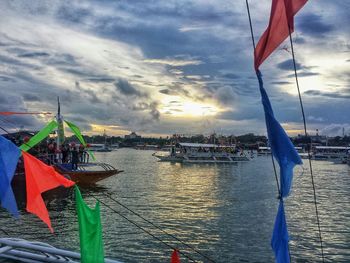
[0,149,349,262]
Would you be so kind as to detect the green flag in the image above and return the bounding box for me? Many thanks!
[65,120,95,161]
[20,120,58,152]
[75,186,104,263]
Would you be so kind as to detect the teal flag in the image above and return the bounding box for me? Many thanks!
[65,120,95,161]
[20,120,58,152]
[75,186,104,263]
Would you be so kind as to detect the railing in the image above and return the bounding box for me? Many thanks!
[37,153,117,172]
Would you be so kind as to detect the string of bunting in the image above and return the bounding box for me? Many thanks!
[0,120,184,262]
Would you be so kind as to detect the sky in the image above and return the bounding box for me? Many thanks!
[0,0,349,137]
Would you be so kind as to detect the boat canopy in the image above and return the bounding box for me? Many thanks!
[179,143,235,148]
[258,146,271,150]
[314,146,350,150]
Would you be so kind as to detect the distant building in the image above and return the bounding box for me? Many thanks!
[125,132,141,139]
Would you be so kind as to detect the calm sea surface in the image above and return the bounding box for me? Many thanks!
[1,149,349,262]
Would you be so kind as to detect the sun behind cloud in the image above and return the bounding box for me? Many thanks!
[160,98,220,118]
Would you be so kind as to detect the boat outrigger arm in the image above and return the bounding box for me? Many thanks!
[0,238,122,263]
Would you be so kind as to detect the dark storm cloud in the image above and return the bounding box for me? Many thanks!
[46,53,79,66]
[270,81,292,85]
[114,78,147,97]
[159,83,192,98]
[0,75,15,82]
[221,73,240,80]
[277,59,302,71]
[85,77,115,83]
[297,13,334,38]
[0,93,41,129]
[0,0,348,136]
[22,93,42,102]
[75,81,102,103]
[294,72,320,77]
[214,86,236,105]
[18,52,50,58]
[132,102,160,120]
[0,54,40,69]
[304,89,350,99]
[56,4,92,24]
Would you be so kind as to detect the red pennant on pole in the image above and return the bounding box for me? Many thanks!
[254,0,307,70]
[171,249,180,263]
[22,151,75,232]
[0,111,51,115]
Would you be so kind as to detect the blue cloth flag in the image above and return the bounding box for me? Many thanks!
[271,200,290,263]
[0,135,20,217]
[257,70,302,197]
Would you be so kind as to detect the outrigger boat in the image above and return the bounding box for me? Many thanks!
[51,98,122,185]
[54,162,122,185]
[154,143,250,163]
[10,98,123,186]
[257,146,271,156]
[311,146,350,164]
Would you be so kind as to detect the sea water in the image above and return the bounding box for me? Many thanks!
[0,148,349,262]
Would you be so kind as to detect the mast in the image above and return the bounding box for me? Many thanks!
[56,97,65,149]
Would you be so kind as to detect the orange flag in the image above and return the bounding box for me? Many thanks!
[171,249,180,263]
[22,151,75,232]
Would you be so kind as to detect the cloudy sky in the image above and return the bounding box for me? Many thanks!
[0,0,349,137]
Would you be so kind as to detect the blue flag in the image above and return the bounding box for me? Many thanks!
[0,135,20,217]
[257,70,302,197]
[271,200,290,263]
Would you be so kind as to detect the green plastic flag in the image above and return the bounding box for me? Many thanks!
[75,186,104,263]
[20,120,58,152]
[65,120,95,161]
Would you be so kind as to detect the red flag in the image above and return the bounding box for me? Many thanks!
[254,0,307,70]
[22,151,75,232]
[0,111,51,115]
[171,249,180,263]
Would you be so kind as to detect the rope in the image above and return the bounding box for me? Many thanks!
[287,26,325,262]
[245,0,281,199]
[244,1,289,261]
[0,228,9,236]
[88,193,198,263]
[100,192,217,262]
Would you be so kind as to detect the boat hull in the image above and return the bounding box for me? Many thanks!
[155,155,250,163]
[54,166,122,185]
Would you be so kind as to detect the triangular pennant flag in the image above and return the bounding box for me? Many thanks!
[255,0,308,70]
[257,71,302,197]
[20,120,58,152]
[271,200,290,263]
[171,249,180,263]
[65,120,95,161]
[22,151,75,232]
[0,136,20,217]
[75,186,104,263]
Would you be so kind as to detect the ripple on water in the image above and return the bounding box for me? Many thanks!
[0,150,349,262]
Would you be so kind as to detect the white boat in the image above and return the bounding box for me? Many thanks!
[312,146,350,163]
[0,238,121,263]
[257,146,271,155]
[88,143,112,152]
[154,143,250,163]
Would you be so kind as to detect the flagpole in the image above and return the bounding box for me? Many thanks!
[286,24,325,263]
